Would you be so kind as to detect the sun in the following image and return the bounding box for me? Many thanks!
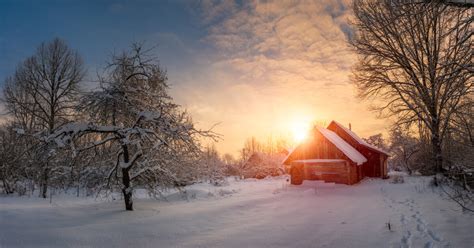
[290,121,310,143]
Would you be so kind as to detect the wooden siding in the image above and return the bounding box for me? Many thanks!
[284,130,355,165]
[284,128,363,185]
[327,121,388,179]
[291,160,360,185]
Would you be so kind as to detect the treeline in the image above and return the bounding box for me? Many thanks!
[0,39,219,210]
[199,135,291,182]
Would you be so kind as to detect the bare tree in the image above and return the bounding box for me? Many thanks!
[389,127,420,174]
[201,144,226,185]
[2,38,85,197]
[48,44,218,210]
[351,0,473,173]
[450,100,474,147]
[363,133,389,152]
[3,38,84,132]
[0,125,27,194]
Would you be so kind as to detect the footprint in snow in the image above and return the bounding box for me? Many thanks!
[400,230,412,248]
[424,241,434,248]
[427,229,441,242]
[416,223,424,232]
[400,214,407,224]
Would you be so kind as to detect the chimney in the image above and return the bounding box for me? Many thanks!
[349,123,352,130]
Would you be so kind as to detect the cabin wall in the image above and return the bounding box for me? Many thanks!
[292,160,361,185]
[284,124,387,184]
[359,147,375,177]
[381,155,389,178]
[360,149,389,178]
[285,131,349,163]
[285,130,363,185]
[328,122,388,179]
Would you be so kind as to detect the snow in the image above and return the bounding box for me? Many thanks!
[138,110,161,121]
[281,147,295,165]
[317,127,368,165]
[1,175,472,248]
[13,128,25,134]
[332,121,390,155]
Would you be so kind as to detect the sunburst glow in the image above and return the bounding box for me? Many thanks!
[290,121,311,143]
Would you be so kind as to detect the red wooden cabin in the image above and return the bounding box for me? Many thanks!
[283,121,389,185]
[327,121,389,179]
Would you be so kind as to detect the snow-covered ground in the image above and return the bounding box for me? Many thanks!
[1,175,473,248]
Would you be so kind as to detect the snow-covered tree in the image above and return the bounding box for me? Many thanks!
[0,125,30,194]
[200,145,226,185]
[47,43,218,210]
[2,38,85,197]
[236,136,288,178]
[389,127,420,175]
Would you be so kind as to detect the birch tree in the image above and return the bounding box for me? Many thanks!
[351,0,473,173]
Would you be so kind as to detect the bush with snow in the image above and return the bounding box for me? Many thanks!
[390,174,405,184]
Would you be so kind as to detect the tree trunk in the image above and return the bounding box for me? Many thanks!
[121,145,133,211]
[122,168,133,211]
[405,162,412,175]
[2,178,12,194]
[431,132,443,174]
[40,167,49,198]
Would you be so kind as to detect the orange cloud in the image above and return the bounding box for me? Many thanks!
[172,0,388,155]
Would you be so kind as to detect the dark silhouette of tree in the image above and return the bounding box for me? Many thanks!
[351,0,473,173]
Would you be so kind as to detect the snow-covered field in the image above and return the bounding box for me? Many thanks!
[1,175,473,248]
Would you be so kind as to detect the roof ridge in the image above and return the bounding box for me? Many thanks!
[316,127,367,165]
[330,120,390,155]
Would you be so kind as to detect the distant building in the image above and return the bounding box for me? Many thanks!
[283,121,389,185]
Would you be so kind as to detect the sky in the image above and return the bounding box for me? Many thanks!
[0,0,389,156]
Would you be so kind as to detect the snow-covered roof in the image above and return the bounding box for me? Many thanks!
[293,159,347,163]
[281,146,296,165]
[331,121,390,156]
[317,127,367,165]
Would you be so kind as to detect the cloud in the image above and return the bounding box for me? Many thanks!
[199,0,239,24]
[197,0,357,111]
[172,0,387,155]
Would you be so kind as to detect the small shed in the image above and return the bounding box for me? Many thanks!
[283,127,367,185]
[283,121,389,185]
[327,121,390,178]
